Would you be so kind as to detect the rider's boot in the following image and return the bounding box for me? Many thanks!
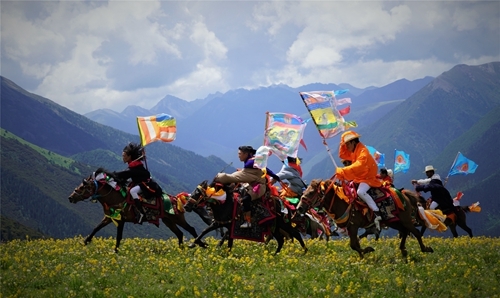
[134,199,146,224]
[240,211,252,228]
[374,210,382,231]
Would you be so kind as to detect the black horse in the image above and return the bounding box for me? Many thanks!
[415,193,473,238]
[186,180,308,255]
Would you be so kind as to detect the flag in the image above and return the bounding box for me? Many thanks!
[253,146,274,170]
[366,145,385,168]
[137,113,176,146]
[264,112,307,161]
[448,152,478,176]
[394,149,410,173]
[299,90,357,139]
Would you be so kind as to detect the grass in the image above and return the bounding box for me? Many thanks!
[1,236,499,297]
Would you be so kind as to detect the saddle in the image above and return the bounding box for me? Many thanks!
[345,181,403,223]
[230,189,277,242]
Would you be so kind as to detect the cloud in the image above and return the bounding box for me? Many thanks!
[1,1,499,114]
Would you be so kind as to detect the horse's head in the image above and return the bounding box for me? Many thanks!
[68,175,95,203]
[185,180,209,211]
[297,179,330,214]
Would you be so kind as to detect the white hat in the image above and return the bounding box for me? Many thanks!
[424,165,436,172]
[387,169,394,178]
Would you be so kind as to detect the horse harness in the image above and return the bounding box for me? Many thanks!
[304,179,354,228]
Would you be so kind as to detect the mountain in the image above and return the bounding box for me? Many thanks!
[149,95,209,119]
[85,78,432,172]
[0,77,236,240]
[0,76,235,193]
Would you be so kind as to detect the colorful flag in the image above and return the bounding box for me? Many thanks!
[366,145,385,168]
[299,90,357,139]
[253,146,274,170]
[264,112,307,161]
[448,152,478,176]
[137,113,176,146]
[394,149,410,173]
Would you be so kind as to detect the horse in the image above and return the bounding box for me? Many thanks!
[414,193,473,238]
[68,169,202,252]
[186,180,308,255]
[297,179,434,259]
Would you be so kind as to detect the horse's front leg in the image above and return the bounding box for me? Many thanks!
[84,217,112,245]
[188,223,218,249]
[115,221,125,253]
[348,226,373,259]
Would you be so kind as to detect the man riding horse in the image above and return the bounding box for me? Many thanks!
[113,142,162,223]
[214,145,280,228]
[334,131,383,231]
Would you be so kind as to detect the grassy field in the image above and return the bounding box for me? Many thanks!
[1,236,499,297]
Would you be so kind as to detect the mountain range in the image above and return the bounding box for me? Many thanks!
[1,62,499,241]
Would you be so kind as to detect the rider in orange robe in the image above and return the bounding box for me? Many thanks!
[335,131,383,230]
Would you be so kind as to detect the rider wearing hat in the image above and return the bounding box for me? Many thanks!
[412,165,454,213]
[411,165,441,185]
[335,131,383,230]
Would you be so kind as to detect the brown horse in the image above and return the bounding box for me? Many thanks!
[297,179,434,259]
[187,180,308,255]
[68,169,202,252]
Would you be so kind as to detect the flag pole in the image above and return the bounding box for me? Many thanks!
[264,111,270,146]
[299,93,339,169]
[444,151,460,186]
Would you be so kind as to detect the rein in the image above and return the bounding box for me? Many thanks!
[308,178,352,227]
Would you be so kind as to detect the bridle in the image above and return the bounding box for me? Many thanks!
[72,177,113,202]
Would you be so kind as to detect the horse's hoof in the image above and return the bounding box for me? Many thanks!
[401,249,408,258]
[303,247,308,255]
[364,246,375,254]
[425,246,434,253]
[188,242,196,249]
[114,247,119,253]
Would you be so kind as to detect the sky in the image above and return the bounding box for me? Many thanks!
[1,0,499,114]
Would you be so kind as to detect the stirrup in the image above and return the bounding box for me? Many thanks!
[374,215,382,231]
[240,221,252,228]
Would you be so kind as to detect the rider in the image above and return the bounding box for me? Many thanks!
[214,145,280,228]
[411,165,441,185]
[412,165,455,213]
[114,142,161,224]
[377,168,394,188]
[335,131,383,231]
[272,156,307,199]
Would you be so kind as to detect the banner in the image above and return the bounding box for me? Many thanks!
[366,145,385,168]
[448,152,478,176]
[137,113,176,146]
[394,149,410,173]
[299,90,357,139]
[264,112,307,161]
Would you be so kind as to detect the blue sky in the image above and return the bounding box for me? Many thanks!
[1,0,499,114]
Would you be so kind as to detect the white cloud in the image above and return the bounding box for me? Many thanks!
[1,1,498,114]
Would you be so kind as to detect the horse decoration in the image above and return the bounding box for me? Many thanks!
[277,186,332,241]
[186,180,308,255]
[413,191,475,238]
[68,168,202,252]
[297,178,434,259]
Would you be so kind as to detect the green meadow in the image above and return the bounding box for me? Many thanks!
[1,236,499,297]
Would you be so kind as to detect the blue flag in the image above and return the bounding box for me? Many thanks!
[394,150,410,173]
[448,152,478,176]
[366,145,385,168]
